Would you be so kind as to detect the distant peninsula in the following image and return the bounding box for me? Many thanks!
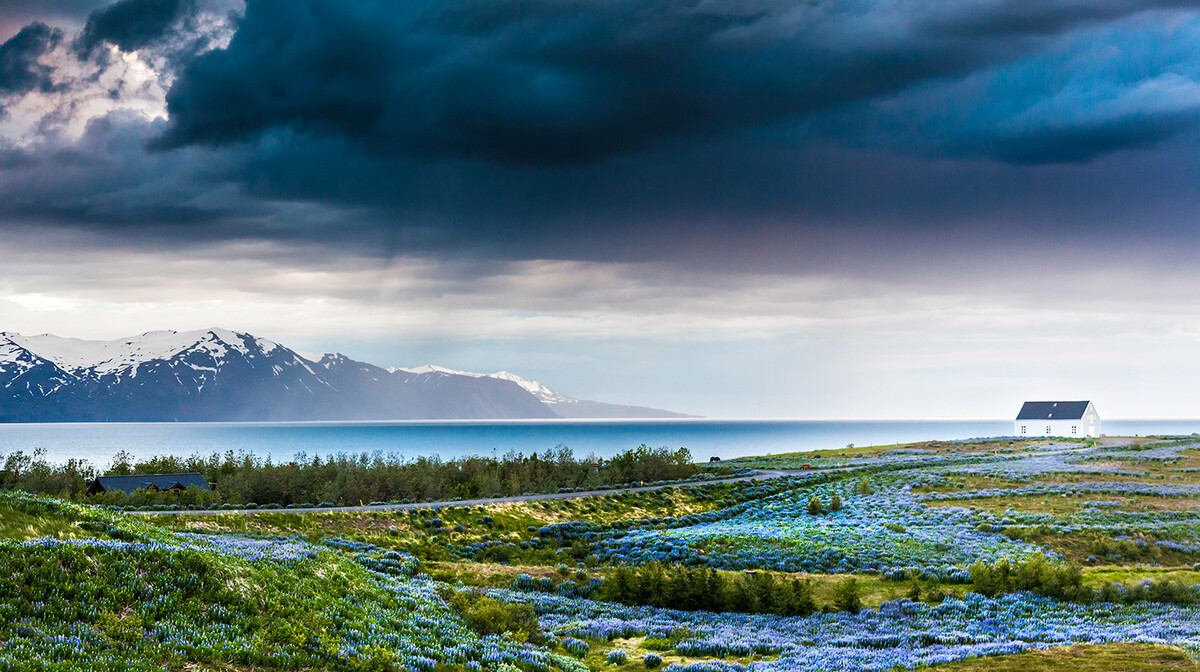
[0,329,692,422]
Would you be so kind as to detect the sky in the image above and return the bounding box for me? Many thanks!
[2,0,1200,419]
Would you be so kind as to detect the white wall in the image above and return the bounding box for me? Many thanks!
[1014,416,1098,438]
[1081,402,1101,437]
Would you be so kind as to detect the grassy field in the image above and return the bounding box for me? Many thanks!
[7,437,1200,671]
[921,644,1197,670]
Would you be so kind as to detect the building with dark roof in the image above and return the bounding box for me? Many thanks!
[87,473,211,496]
[1014,401,1100,438]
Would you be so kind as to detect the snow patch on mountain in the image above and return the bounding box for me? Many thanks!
[488,371,573,405]
[0,335,28,365]
[388,366,581,407]
[4,328,279,376]
[397,364,483,377]
[0,335,39,376]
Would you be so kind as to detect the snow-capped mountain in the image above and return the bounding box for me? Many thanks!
[385,367,683,419]
[0,329,689,422]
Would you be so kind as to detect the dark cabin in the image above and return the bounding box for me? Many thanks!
[87,473,211,496]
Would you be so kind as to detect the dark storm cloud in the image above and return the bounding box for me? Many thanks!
[74,0,196,57]
[0,23,64,95]
[154,0,1003,164]
[153,0,1200,167]
[4,0,1200,272]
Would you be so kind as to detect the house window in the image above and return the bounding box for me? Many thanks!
[1046,425,1052,434]
[1071,426,1077,435]
[1020,425,1026,435]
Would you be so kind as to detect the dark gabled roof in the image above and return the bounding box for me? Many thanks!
[91,473,210,494]
[1016,401,1092,421]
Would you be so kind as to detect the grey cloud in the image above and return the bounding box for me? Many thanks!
[0,23,64,95]
[922,0,1200,38]
[0,1,110,42]
[74,0,196,58]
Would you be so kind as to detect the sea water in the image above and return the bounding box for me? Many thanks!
[0,419,1196,468]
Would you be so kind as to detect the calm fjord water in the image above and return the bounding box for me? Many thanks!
[1,419,1197,467]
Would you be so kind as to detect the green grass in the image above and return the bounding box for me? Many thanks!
[913,475,1026,494]
[0,505,102,541]
[0,536,440,670]
[0,490,548,672]
[1082,565,1200,588]
[917,643,1195,670]
[143,486,741,568]
[929,492,1200,514]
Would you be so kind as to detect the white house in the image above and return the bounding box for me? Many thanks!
[1014,401,1100,438]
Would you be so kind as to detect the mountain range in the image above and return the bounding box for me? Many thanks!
[0,329,690,422]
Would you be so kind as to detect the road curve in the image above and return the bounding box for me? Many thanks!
[129,469,805,517]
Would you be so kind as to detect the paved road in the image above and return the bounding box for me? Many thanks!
[129,469,804,516]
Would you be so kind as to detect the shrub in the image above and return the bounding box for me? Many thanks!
[446,593,543,643]
[644,654,662,669]
[968,557,1087,601]
[829,492,843,512]
[1127,578,1199,606]
[833,577,861,614]
[806,496,825,515]
[607,650,628,665]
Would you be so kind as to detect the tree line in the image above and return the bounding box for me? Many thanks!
[0,444,704,507]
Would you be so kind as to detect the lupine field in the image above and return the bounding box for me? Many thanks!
[6,437,1200,670]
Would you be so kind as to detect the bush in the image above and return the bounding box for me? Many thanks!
[446,592,543,643]
[829,492,843,512]
[806,496,825,515]
[832,577,861,614]
[607,650,628,665]
[644,654,662,669]
[855,478,874,495]
[969,556,1087,601]
[1127,578,1199,605]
